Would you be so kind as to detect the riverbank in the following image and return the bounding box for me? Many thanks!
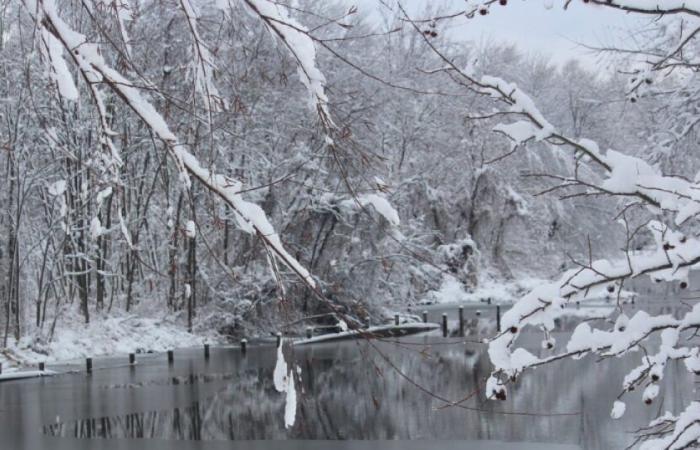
[0,313,213,371]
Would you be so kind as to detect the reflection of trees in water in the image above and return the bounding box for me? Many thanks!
[43,335,694,447]
[44,403,205,440]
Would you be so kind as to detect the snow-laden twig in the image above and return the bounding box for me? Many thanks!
[240,0,334,133]
[179,0,225,112]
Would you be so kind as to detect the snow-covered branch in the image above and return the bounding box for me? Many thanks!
[241,0,334,133]
[28,0,316,288]
[179,0,225,112]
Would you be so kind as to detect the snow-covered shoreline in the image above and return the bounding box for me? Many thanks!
[0,314,214,371]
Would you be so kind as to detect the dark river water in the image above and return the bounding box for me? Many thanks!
[0,300,695,450]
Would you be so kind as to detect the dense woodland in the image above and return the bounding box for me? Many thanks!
[0,1,681,343]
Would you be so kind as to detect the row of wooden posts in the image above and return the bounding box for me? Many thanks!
[21,341,241,375]
[22,334,297,375]
[395,305,502,337]
[7,307,503,375]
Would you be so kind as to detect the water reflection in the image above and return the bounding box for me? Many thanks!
[45,403,207,440]
[36,299,700,449]
[43,329,695,449]
[102,373,237,390]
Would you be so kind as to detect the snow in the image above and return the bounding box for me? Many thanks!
[481,75,555,140]
[424,275,550,306]
[493,121,540,145]
[47,180,66,196]
[176,152,316,288]
[643,384,660,403]
[96,187,112,206]
[340,193,400,226]
[640,402,700,450]
[241,0,333,128]
[600,149,657,194]
[485,374,506,400]
[293,323,439,346]
[41,29,79,100]
[601,1,700,15]
[509,348,539,373]
[486,232,700,380]
[611,401,626,419]
[185,220,196,238]
[179,0,224,111]
[0,313,209,370]
[358,194,400,226]
[90,217,104,240]
[119,210,133,248]
[33,0,317,289]
[0,370,57,381]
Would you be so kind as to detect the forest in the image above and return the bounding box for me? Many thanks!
[3,1,700,448]
[0,1,655,344]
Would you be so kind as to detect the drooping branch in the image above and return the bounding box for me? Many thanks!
[241,0,335,133]
[28,0,317,289]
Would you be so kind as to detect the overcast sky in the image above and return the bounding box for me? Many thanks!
[351,0,645,70]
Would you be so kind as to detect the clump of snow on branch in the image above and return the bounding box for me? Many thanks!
[90,217,105,240]
[40,29,79,100]
[185,220,197,238]
[611,401,626,419]
[340,193,400,226]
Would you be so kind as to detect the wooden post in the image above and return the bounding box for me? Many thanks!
[39,362,45,371]
[306,327,313,339]
[422,311,428,323]
[167,350,174,364]
[129,353,135,365]
[276,332,282,347]
[394,314,399,326]
[86,358,92,374]
[241,339,247,355]
[204,344,210,359]
[487,297,492,305]
[0,362,2,374]
[458,306,464,337]
[496,306,501,332]
[442,313,448,337]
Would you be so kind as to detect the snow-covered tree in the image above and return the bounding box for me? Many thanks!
[400,1,700,447]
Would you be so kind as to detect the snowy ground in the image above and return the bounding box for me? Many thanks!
[0,312,214,371]
[418,274,551,306]
[419,273,636,307]
[0,273,632,372]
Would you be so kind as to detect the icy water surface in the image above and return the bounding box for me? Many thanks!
[0,301,695,450]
